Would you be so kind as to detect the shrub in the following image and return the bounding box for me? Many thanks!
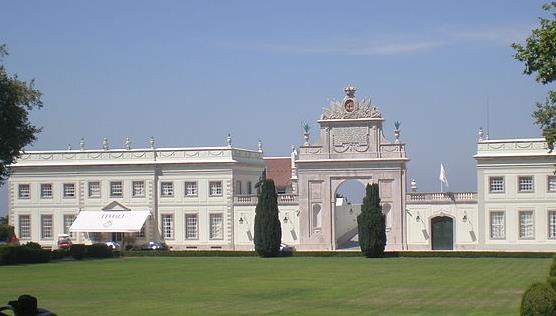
[548,255,556,290]
[22,242,43,250]
[86,244,113,258]
[0,245,50,265]
[358,183,386,258]
[254,179,282,257]
[521,282,556,316]
[70,244,86,260]
[50,249,68,260]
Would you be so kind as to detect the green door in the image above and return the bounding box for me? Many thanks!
[431,216,453,250]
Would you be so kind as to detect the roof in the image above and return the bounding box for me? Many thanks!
[264,157,291,188]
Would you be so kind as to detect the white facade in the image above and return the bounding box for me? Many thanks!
[7,86,556,251]
[475,138,556,251]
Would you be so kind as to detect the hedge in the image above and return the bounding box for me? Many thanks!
[86,244,114,258]
[69,244,115,259]
[125,250,257,257]
[124,250,556,258]
[0,245,51,265]
[521,282,556,316]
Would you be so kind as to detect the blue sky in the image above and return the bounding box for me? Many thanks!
[0,1,553,213]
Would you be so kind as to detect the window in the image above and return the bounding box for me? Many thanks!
[40,184,53,199]
[63,183,76,198]
[18,184,30,199]
[64,214,76,237]
[518,176,534,192]
[161,182,174,197]
[89,232,101,242]
[88,181,101,198]
[549,211,556,239]
[489,177,504,193]
[19,215,31,239]
[161,214,174,239]
[41,215,53,239]
[209,213,223,240]
[548,176,556,192]
[519,211,534,239]
[235,180,242,195]
[184,181,198,196]
[132,181,145,197]
[185,214,198,240]
[110,181,123,197]
[247,181,252,195]
[490,211,505,239]
[209,181,222,196]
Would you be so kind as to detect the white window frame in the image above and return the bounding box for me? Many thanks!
[41,214,53,240]
[40,183,53,199]
[489,176,505,193]
[161,182,174,197]
[19,215,31,239]
[110,181,123,198]
[518,176,534,193]
[18,184,30,199]
[132,181,146,198]
[88,181,101,198]
[63,183,76,198]
[549,211,556,239]
[548,176,556,193]
[63,214,76,237]
[247,181,252,195]
[209,213,224,240]
[184,181,198,197]
[489,211,505,240]
[518,210,534,240]
[185,213,199,240]
[209,181,223,197]
[161,214,174,240]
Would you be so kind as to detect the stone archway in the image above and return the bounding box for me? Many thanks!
[294,86,408,250]
[333,179,368,249]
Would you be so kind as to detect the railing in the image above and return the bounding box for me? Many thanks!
[406,192,477,204]
[234,194,298,205]
[476,138,550,157]
[13,147,263,166]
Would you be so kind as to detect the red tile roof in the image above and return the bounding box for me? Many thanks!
[264,157,291,188]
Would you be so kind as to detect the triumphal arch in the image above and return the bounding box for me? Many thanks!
[295,86,408,250]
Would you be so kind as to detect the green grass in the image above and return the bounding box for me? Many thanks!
[0,257,551,315]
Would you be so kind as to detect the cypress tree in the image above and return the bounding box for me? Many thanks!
[357,183,387,258]
[254,179,282,257]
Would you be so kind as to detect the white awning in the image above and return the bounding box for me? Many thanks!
[69,209,151,233]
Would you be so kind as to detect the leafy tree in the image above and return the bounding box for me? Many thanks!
[512,3,556,151]
[0,44,43,185]
[357,183,386,258]
[253,179,281,257]
[0,215,15,242]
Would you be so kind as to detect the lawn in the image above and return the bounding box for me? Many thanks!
[0,256,551,315]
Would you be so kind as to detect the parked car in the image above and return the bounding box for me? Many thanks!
[103,241,121,250]
[280,243,295,256]
[57,234,72,250]
[140,241,168,251]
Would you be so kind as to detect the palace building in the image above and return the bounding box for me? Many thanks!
[7,86,556,251]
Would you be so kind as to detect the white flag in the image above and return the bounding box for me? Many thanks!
[439,164,449,187]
